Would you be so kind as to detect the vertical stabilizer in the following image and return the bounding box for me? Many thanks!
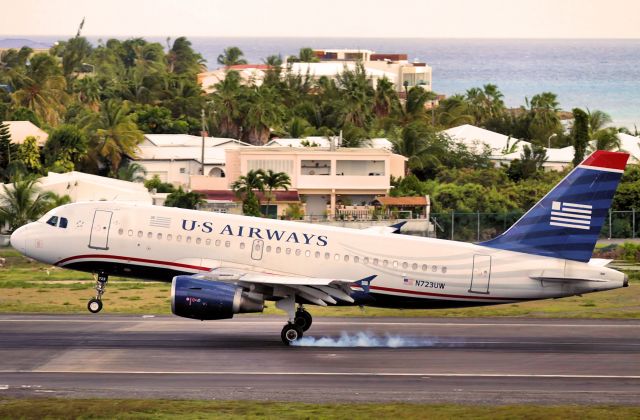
[480,151,629,262]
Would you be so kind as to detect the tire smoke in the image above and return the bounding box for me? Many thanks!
[291,331,438,348]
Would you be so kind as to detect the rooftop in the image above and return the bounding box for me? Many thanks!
[2,120,48,146]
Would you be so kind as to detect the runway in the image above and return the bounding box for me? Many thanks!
[0,314,639,404]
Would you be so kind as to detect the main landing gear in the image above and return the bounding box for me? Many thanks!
[87,272,108,314]
[276,296,313,345]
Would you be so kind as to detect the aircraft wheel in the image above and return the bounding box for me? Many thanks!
[87,298,103,314]
[281,323,303,345]
[294,310,313,332]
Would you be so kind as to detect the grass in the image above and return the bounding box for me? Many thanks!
[0,399,638,420]
[1,247,639,318]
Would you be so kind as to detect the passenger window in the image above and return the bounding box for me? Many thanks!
[276,247,282,254]
[315,251,320,258]
[412,263,418,270]
[157,233,163,240]
[373,258,379,265]
[118,228,124,235]
[46,216,58,227]
[402,262,408,269]
[344,255,349,262]
[176,235,182,242]
[240,242,245,249]
[334,254,340,261]
[186,236,192,243]
[206,239,211,246]
[296,249,302,256]
[225,241,231,248]
[167,234,173,241]
[286,248,292,255]
[383,260,389,267]
[215,239,221,246]
[59,218,68,228]
[363,257,369,264]
[422,264,428,271]
[442,266,447,274]
[137,231,143,238]
[354,256,360,263]
[393,261,398,268]
[324,252,330,260]
[305,250,311,257]
[147,232,153,239]
[196,237,202,245]
[266,245,272,253]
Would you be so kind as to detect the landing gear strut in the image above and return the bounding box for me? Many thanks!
[276,297,314,345]
[87,272,108,314]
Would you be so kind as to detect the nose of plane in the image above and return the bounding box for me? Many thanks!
[10,224,28,255]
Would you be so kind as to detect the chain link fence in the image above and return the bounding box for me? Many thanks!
[430,210,640,242]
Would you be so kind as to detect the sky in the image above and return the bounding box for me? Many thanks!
[2,0,640,39]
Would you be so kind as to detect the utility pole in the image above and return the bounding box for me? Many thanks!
[200,108,205,175]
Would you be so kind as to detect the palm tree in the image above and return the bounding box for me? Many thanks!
[217,47,247,67]
[242,85,284,145]
[262,170,291,218]
[527,92,562,143]
[0,177,55,232]
[587,109,612,135]
[73,76,101,110]
[436,95,475,127]
[210,71,244,138]
[79,99,144,175]
[590,127,621,151]
[117,162,147,182]
[12,74,68,125]
[231,169,265,217]
[373,77,399,118]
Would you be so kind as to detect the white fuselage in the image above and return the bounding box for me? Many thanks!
[12,201,626,308]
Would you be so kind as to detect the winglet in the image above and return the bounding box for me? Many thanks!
[354,275,377,293]
[390,221,407,234]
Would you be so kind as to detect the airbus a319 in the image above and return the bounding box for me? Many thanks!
[10,150,630,345]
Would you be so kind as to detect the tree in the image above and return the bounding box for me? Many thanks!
[144,174,175,193]
[241,85,284,145]
[79,99,143,175]
[44,124,88,171]
[507,145,548,181]
[231,169,265,217]
[164,187,204,209]
[209,70,244,138]
[0,177,55,232]
[527,92,561,144]
[0,121,17,182]
[167,37,205,76]
[288,47,319,63]
[116,162,147,182]
[262,169,291,218]
[373,77,398,118]
[16,136,42,173]
[217,47,247,67]
[572,108,589,166]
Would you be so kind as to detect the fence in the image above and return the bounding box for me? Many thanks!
[430,210,640,242]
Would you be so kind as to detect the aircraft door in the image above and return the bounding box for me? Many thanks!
[89,210,113,250]
[251,239,264,260]
[469,254,491,294]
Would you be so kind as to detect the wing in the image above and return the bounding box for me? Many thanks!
[362,221,406,235]
[192,267,375,306]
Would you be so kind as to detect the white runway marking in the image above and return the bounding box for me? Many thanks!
[3,370,640,379]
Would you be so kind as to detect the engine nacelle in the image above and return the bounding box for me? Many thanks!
[171,276,264,320]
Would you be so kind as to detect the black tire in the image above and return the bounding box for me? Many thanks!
[87,298,102,314]
[294,310,313,332]
[281,323,303,345]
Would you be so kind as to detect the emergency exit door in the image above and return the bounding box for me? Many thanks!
[89,210,113,250]
[469,254,491,294]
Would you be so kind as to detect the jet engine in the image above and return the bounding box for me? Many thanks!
[171,276,264,320]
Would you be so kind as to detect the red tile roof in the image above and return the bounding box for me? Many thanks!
[196,190,300,202]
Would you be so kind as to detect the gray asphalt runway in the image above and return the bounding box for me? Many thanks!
[0,314,639,404]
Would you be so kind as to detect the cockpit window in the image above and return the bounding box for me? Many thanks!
[46,215,68,228]
[46,216,58,227]
[59,217,68,228]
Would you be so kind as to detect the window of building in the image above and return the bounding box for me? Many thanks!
[179,168,186,174]
[336,160,385,176]
[301,160,331,176]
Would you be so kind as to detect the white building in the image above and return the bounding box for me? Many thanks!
[441,124,530,158]
[136,134,250,187]
[2,120,49,147]
[265,136,393,151]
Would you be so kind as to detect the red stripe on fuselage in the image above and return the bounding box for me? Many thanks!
[55,254,210,272]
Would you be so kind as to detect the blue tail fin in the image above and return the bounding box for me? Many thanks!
[480,151,629,262]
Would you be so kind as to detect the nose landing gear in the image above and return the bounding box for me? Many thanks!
[87,272,108,314]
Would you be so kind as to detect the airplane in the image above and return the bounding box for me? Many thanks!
[9,150,630,345]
